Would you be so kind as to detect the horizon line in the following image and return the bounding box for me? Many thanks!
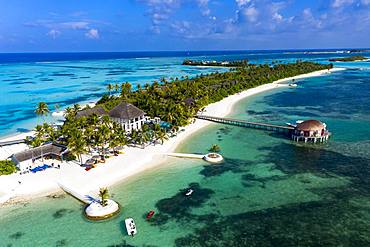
[0,47,369,55]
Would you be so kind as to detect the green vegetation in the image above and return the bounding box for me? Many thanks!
[32,61,330,165]
[183,59,249,67]
[99,187,109,206]
[35,102,50,119]
[97,61,332,127]
[0,160,17,175]
[209,144,221,153]
[329,56,368,62]
[31,102,169,164]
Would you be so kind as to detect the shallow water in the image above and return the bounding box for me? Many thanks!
[1,65,370,246]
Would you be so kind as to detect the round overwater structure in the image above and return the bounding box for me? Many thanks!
[203,153,224,163]
[85,199,120,220]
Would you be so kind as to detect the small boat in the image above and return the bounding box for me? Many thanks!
[146,210,155,220]
[185,189,194,196]
[289,83,298,87]
[125,218,137,236]
[286,122,297,128]
[51,111,65,117]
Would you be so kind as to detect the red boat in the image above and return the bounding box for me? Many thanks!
[146,210,155,220]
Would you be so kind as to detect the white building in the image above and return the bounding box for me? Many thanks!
[108,102,146,132]
[76,102,146,133]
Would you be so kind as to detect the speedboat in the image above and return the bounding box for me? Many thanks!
[125,218,137,236]
[146,210,155,220]
[289,83,298,87]
[185,189,194,196]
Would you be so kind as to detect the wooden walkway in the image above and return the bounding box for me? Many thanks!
[165,153,204,160]
[0,139,26,147]
[58,182,98,204]
[196,115,294,134]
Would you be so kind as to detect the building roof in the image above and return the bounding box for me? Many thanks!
[12,143,68,163]
[296,120,325,132]
[76,106,107,118]
[183,97,195,107]
[108,102,145,120]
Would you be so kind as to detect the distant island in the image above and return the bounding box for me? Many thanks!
[329,56,368,62]
[182,59,249,67]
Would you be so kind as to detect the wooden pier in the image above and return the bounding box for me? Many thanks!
[196,115,294,134]
[0,139,26,147]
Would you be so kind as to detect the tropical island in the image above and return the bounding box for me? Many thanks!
[182,59,249,67]
[0,60,335,206]
[329,56,368,62]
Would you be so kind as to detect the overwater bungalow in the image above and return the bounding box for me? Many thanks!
[291,120,330,143]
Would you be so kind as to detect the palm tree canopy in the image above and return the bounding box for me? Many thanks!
[35,102,50,117]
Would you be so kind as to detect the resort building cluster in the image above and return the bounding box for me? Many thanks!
[4,101,151,172]
[77,102,146,133]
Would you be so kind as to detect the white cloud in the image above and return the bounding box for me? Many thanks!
[197,0,211,16]
[236,0,251,8]
[243,6,259,22]
[332,0,354,8]
[46,29,61,39]
[85,29,99,39]
[61,21,89,30]
[272,12,283,22]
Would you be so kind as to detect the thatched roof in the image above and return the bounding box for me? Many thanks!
[183,97,195,107]
[108,102,145,120]
[76,106,107,118]
[296,120,325,132]
[12,143,68,163]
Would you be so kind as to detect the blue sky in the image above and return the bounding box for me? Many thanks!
[0,0,369,52]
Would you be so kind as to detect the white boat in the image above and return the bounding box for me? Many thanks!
[289,83,298,87]
[185,189,194,196]
[125,218,137,236]
[286,123,297,127]
[52,111,65,117]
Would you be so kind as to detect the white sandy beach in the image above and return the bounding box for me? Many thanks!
[0,68,344,206]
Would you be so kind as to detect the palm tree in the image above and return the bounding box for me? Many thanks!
[54,104,60,112]
[120,82,132,98]
[209,144,221,153]
[157,130,169,145]
[99,187,109,206]
[114,83,120,95]
[97,124,110,156]
[35,102,50,121]
[130,130,139,144]
[107,83,114,96]
[68,129,87,165]
[73,104,81,113]
[64,107,75,118]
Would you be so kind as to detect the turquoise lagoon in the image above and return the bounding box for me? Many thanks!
[1,66,370,246]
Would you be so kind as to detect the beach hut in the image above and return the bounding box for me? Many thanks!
[291,120,330,143]
[11,143,68,171]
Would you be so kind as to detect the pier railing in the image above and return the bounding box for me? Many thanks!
[196,115,294,134]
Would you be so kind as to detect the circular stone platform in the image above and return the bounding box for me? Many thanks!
[85,199,120,220]
[203,153,224,163]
